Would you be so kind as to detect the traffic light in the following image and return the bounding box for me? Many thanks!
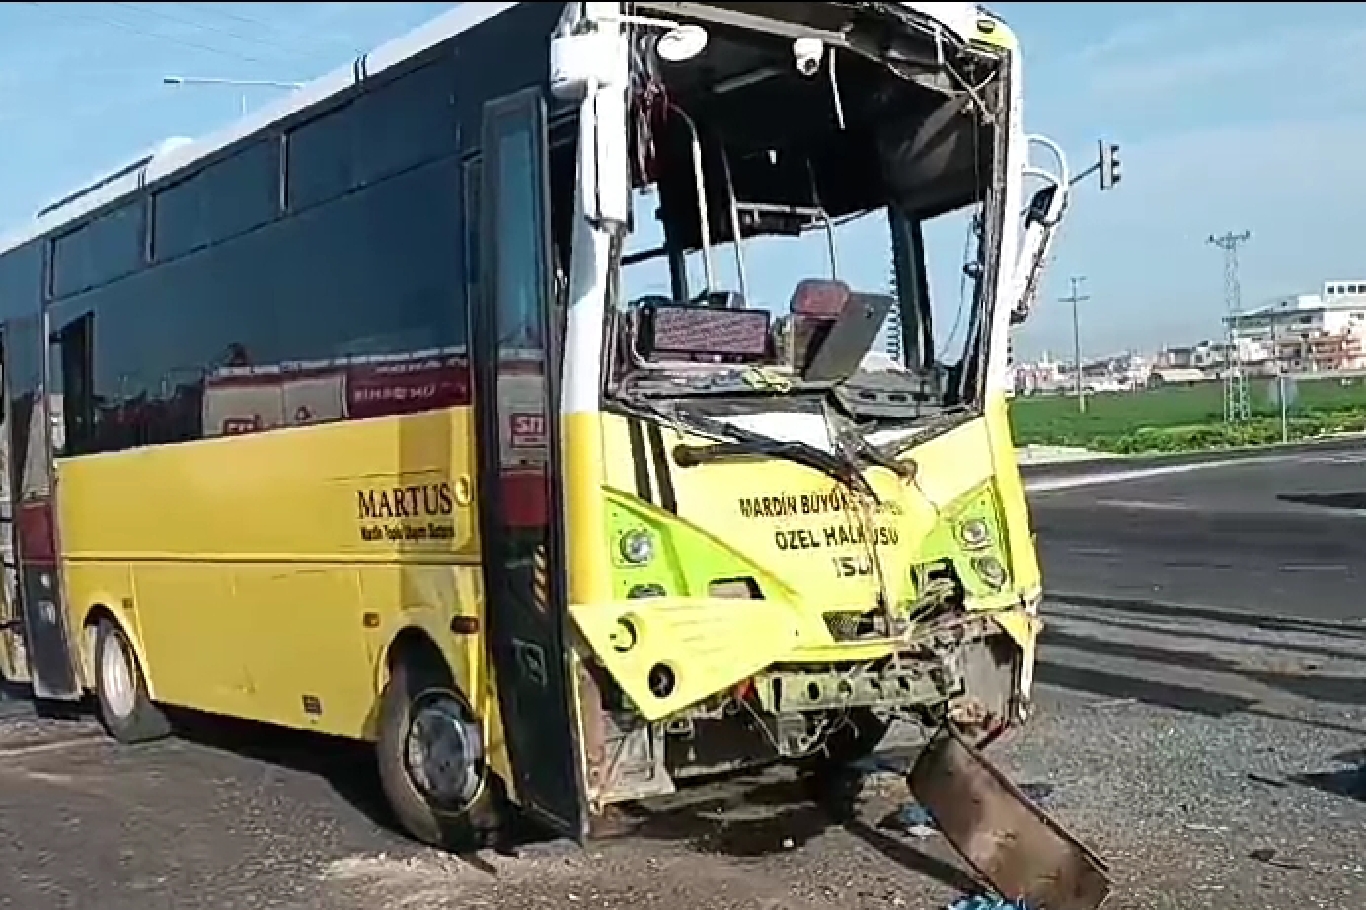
[1099,140,1121,190]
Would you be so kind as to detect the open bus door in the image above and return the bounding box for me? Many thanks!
[0,327,26,686]
[1,314,79,701]
[468,86,584,837]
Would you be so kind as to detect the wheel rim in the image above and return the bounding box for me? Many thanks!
[101,633,137,720]
[404,691,484,812]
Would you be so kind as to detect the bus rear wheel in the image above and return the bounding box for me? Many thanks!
[93,618,171,743]
[376,658,502,852]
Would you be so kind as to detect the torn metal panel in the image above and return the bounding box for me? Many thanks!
[909,725,1111,910]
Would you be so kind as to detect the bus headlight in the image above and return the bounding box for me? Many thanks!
[971,555,1009,590]
[619,529,656,565]
[957,517,992,550]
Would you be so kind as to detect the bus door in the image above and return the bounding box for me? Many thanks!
[3,314,79,700]
[0,327,25,685]
[469,87,584,837]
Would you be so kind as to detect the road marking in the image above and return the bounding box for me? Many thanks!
[0,732,105,759]
[1025,456,1288,493]
[1094,499,1193,511]
[1278,563,1350,573]
[1300,453,1366,465]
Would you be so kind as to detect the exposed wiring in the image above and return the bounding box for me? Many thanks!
[932,23,998,122]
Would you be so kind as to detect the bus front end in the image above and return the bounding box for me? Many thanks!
[552,1,1069,814]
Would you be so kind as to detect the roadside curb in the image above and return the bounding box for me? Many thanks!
[1018,432,1366,479]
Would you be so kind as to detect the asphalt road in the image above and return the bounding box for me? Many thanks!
[0,445,1364,909]
[1028,446,1366,621]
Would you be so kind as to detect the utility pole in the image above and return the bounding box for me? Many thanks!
[1060,276,1090,413]
[1208,231,1252,423]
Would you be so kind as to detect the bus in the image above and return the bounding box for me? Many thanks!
[0,1,1072,850]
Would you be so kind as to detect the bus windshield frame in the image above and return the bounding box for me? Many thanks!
[601,5,1010,438]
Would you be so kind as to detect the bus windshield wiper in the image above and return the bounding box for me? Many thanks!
[833,422,917,480]
[631,400,868,494]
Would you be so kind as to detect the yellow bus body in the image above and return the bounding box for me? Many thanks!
[0,0,1063,849]
[55,407,509,785]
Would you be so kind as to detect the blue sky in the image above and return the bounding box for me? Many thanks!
[0,2,1362,362]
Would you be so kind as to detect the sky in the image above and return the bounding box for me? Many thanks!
[0,2,1363,363]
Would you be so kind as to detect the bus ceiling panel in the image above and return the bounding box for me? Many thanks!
[636,1,955,67]
[641,59,986,250]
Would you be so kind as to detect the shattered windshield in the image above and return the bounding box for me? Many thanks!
[619,187,988,394]
[606,9,1006,428]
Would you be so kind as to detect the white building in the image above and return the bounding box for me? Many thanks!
[1225,280,1366,374]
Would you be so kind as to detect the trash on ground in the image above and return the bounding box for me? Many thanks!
[897,802,937,829]
[909,725,1111,910]
[1183,823,1229,834]
[1250,847,1304,871]
[852,753,912,775]
[1018,782,1055,804]
[945,895,1034,910]
[1246,772,1288,789]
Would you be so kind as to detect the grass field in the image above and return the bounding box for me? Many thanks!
[1009,376,1366,453]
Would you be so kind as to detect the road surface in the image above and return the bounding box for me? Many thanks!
[0,446,1363,909]
[1029,446,1366,621]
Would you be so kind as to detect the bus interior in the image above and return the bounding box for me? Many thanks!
[609,7,1006,430]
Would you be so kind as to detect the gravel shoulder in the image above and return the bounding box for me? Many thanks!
[1,596,1364,909]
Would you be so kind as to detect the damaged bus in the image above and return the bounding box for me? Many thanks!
[0,1,1071,849]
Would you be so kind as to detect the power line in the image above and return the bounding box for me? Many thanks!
[23,1,264,64]
[177,1,365,53]
[109,2,301,57]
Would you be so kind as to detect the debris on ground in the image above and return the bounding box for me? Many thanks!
[895,801,938,837]
[1016,783,1055,805]
[1249,848,1304,871]
[945,896,1033,910]
[1245,772,1288,789]
[909,726,1111,910]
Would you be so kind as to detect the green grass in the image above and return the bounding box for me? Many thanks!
[1009,377,1366,454]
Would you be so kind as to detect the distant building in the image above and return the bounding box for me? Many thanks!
[1009,350,1148,396]
[1227,280,1366,374]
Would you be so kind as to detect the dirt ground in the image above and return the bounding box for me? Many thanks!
[2,595,1365,909]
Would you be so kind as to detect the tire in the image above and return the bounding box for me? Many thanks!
[93,618,171,743]
[375,657,502,852]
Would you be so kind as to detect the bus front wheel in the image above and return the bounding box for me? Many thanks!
[93,618,171,743]
[376,658,502,852]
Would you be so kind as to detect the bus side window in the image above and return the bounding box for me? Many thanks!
[48,311,94,457]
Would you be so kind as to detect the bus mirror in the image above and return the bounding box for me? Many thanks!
[579,88,630,227]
